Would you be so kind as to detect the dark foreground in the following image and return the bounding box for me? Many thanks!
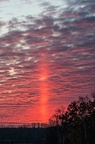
[0,124,95,144]
[0,127,47,144]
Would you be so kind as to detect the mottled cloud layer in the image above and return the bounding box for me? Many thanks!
[0,0,95,124]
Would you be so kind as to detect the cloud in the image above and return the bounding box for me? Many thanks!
[0,0,95,123]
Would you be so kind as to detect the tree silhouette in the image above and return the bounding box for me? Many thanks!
[49,94,95,144]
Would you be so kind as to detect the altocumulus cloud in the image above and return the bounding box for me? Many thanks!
[0,0,95,123]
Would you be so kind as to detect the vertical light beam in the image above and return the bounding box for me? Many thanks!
[39,53,49,123]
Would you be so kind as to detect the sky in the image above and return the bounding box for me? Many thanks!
[0,0,95,125]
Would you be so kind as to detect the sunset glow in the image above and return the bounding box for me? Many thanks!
[0,0,95,126]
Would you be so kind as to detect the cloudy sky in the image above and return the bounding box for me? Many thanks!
[0,0,95,125]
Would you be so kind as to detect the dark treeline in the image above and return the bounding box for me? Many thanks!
[47,93,95,144]
[0,93,95,144]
